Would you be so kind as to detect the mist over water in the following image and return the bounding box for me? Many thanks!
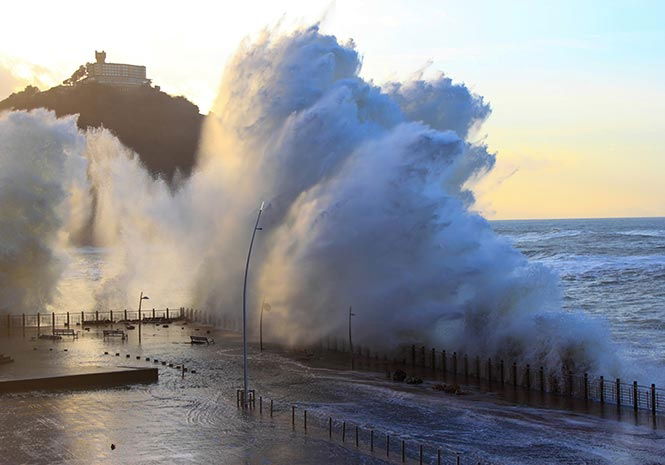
[0,26,631,378]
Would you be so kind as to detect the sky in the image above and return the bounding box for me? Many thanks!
[0,0,663,220]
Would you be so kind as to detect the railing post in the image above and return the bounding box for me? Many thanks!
[66,312,70,327]
[342,421,346,442]
[110,310,113,322]
[152,308,155,319]
[81,311,84,325]
[124,309,128,321]
[166,308,169,319]
[95,310,99,322]
[291,405,295,428]
[442,350,447,374]
[431,348,436,371]
[500,360,505,386]
[633,381,638,412]
[37,312,40,335]
[51,312,55,333]
[512,362,517,387]
[651,384,656,416]
[329,417,332,438]
[539,366,545,392]
[583,373,588,400]
[22,313,25,335]
[600,376,605,404]
[616,378,621,408]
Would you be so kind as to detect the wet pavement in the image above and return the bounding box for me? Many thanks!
[0,324,664,464]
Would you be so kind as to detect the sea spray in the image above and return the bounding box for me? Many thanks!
[0,109,88,313]
[0,27,626,378]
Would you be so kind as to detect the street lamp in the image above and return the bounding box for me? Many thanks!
[348,306,355,370]
[259,299,271,352]
[138,292,149,344]
[241,201,265,408]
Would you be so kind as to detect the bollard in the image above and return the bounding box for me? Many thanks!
[370,430,374,452]
[401,440,405,463]
[95,310,99,322]
[540,366,545,392]
[342,421,346,442]
[270,399,273,417]
[452,352,458,375]
[600,376,605,404]
[166,308,169,319]
[329,417,332,438]
[633,381,638,412]
[291,406,295,428]
[355,425,358,447]
[525,364,531,390]
[651,384,656,416]
[500,360,505,385]
[616,378,621,407]
[124,309,128,321]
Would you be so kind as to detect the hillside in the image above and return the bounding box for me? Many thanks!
[0,83,204,180]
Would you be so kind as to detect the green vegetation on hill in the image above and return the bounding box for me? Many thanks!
[0,84,204,180]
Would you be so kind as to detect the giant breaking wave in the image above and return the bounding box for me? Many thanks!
[0,26,621,376]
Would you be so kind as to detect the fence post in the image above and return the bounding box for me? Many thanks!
[651,384,656,416]
[600,376,605,404]
[633,381,638,412]
[616,378,621,408]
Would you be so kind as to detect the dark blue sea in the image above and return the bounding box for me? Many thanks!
[492,217,665,369]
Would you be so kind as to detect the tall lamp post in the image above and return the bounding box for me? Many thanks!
[138,292,149,344]
[260,299,271,352]
[242,201,265,408]
[348,306,355,370]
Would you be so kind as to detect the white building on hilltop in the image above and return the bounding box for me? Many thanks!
[80,51,150,88]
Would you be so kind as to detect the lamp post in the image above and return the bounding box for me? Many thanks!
[260,299,271,352]
[242,201,265,408]
[138,292,149,344]
[348,306,355,370]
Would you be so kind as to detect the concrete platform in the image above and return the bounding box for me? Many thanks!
[0,366,158,393]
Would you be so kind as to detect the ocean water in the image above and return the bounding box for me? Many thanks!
[491,217,665,368]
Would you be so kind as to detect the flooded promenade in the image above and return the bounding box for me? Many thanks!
[0,324,663,464]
